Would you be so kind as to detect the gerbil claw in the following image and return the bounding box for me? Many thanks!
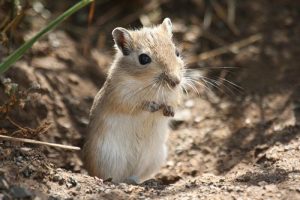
[143,101,161,112]
[162,105,175,117]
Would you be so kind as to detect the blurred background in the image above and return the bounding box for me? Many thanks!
[1,0,300,195]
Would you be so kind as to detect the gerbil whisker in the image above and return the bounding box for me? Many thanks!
[197,76,233,96]
[128,84,157,114]
[182,66,243,96]
[201,76,243,95]
[218,77,243,90]
[161,87,166,106]
[156,81,164,105]
[184,76,205,91]
[166,82,174,92]
[130,83,156,114]
[180,83,189,96]
[203,77,236,95]
[185,66,238,70]
[143,80,160,102]
[148,81,159,95]
[197,77,223,91]
[124,81,155,101]
[188,75,224,95]
[183,79,201,95]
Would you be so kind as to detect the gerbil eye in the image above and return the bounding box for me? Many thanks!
[175,49,180,57]
[139,54,152,65]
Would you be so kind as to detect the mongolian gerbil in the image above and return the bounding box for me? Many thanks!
[83,18,185,184]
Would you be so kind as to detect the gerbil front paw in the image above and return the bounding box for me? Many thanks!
[162,105,175,117]
[142,101,161,112]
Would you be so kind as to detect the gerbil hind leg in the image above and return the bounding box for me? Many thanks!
[124,175,140,185]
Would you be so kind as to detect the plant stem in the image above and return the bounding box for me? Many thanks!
[0,0,94,74]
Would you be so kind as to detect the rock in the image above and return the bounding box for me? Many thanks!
[85,189,92,194]
[52,174,63,183]
[235,186,244,192]
[16,156,23,162]
[66,177,77,188]
[33,196,43,200]
[75,184,81,191]
[56,118,72,132]
[194,116,203,123]
[166,160,175,167]
[264,184,277,191]
[66,182,73,189]
[56,168,63,172]
[59,178,65,186]
[173,109,192,122]
[78,117,89,127]
[258,181,267,186]
[0,176,9,190]
[20,147,32,153]
[48,196,60,200]
[184,99,195,108]
[104,189,111,194]
[170,109,192,130]
[284,146,291,151]
[9,186,33,199]
[0,194,10,200]
[22,166,33,178]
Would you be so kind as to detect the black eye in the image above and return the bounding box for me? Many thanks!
[175,49,180,57]
[139,54,152,65]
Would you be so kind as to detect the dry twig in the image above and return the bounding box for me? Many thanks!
[210,0,239,35]
[118,0,170,25]
[5,116,51,138]
[188,33,262,64]
[0,134,81,151]
[203,0,213,30]
[227,0,236,25]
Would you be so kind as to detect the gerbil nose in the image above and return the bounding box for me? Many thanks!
[161,72,180,88]
[168,76,180,88]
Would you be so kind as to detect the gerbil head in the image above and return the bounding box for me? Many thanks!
[111,18,184,92]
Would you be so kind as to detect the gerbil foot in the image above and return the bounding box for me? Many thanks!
[142,101,161,112]
[162,105,175,117]
[124,176,140,185]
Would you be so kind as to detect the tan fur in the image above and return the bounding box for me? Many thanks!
[83,18,184,183]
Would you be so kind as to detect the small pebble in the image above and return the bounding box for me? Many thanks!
[0,177,9,190]
[258,181,268,186]
[52,174,63,182]
[173,109,192,122]
[66,182,73,189]
[10,186,33,199]
[59,178,65,185]
[194,116,203,123]
[20,147,32,153]
[184,99,195,108]
[76,184,81,191]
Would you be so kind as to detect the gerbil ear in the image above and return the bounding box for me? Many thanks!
[161,18,173,37]
[112,27,133,56]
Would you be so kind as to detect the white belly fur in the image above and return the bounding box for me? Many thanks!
[95,111,169,183]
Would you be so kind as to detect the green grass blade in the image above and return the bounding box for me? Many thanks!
[0,0,93,74]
